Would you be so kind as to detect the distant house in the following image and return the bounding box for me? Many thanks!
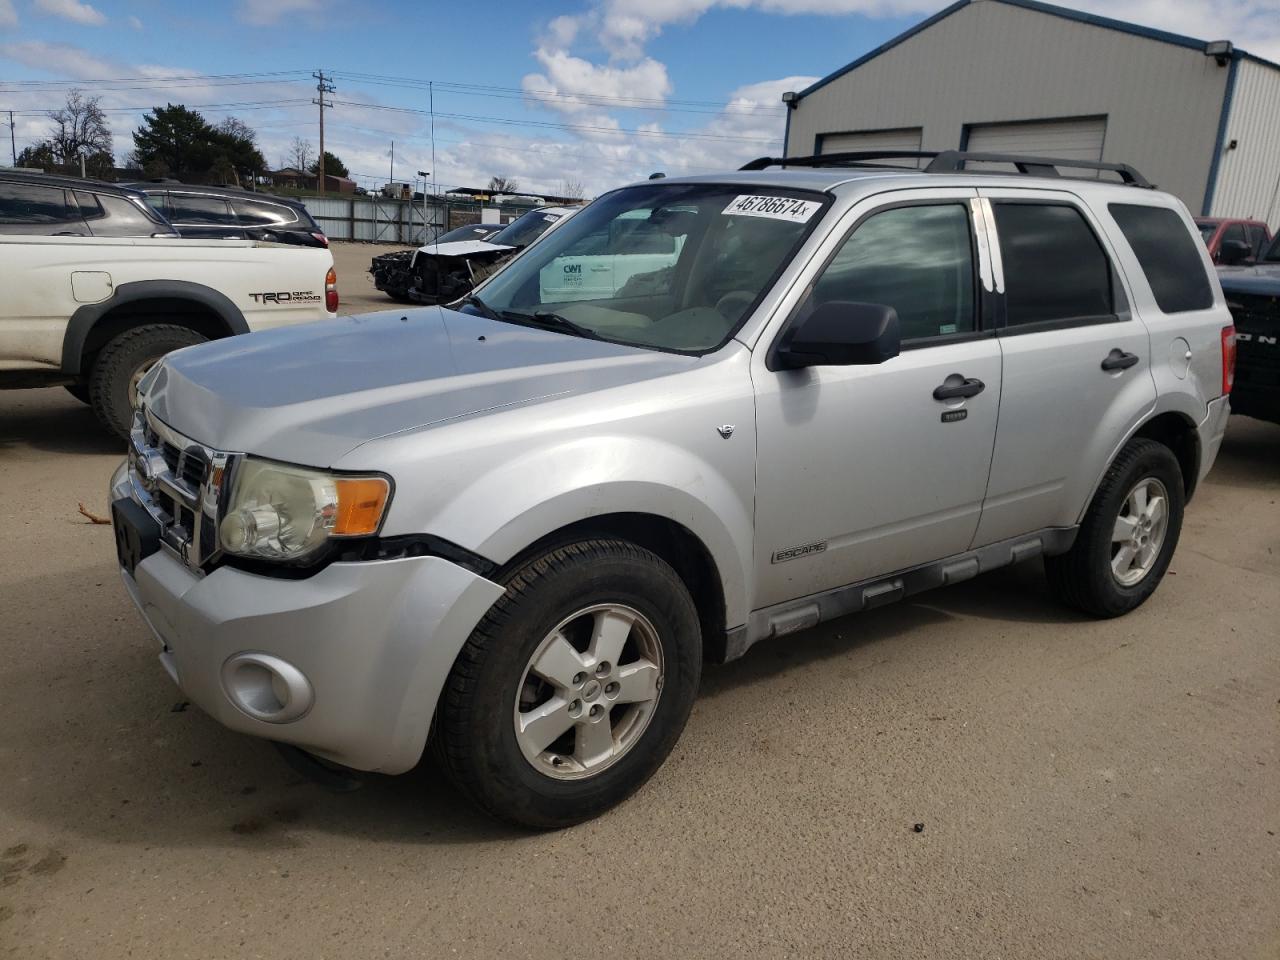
[268,167,310,190]
[322,174,356,194]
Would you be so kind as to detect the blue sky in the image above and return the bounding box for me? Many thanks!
[0,0,1271,195]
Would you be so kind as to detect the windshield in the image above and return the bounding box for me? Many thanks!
[472,183,827,353]
[436,223,500,243]
[1196,222,1217,244]
[489,208,564,248]
[1264,233,1280,262]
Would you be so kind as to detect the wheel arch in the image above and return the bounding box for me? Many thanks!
[494,512,731,663]
[1130,410,1201,501]
[61,280,248,377]
[1076,404,1203,524]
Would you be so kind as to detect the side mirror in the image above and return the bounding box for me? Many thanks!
[1219,239,1252,266]
[773,301,901,369]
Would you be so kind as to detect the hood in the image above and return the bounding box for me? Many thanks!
[1217,262,1280,295]
[144,307,697,466]
[415,239,513,258]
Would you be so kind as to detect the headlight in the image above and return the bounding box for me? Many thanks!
[218,459,391,562]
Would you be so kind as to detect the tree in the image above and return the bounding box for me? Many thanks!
[133,104,217,179]
[310,150,348,178]
[288,137,314,175]
[488,175,520,193]
[15,142,57,171]
[132,105,265,185]
[47,89,113,173]
[557,178,585,200]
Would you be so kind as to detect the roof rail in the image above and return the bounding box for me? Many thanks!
[739,149,1151,188]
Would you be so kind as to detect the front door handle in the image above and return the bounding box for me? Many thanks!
[1101,349,1140,372]
[933,374,986,401]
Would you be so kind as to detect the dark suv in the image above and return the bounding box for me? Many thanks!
[0,172,177,237]
[122,181,328,247]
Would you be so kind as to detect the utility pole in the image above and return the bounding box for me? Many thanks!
[389,140,394,192]
[429,81,436,198]
[312,69,335,194]
[8,111,15,166]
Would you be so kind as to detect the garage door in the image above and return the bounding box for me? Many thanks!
[817,127,923,167]
[964,117,1106,175]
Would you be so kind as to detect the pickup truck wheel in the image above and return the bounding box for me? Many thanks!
[438,539,702,829]
[64,382,90,404]
[1046,438,1184,617]
[89,324,207,440]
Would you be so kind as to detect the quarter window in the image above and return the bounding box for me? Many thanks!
[1108,203,1213,314]
[801,203,977,340]
[993,203,1113,326]
[169,195,237,225]
[231,200,297,226]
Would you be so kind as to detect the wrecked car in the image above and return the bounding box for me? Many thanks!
[369,207,576,304]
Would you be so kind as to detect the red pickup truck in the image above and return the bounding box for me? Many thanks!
[1195,217,1272,265]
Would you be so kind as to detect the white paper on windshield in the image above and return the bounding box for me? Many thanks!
[722,195,820,223]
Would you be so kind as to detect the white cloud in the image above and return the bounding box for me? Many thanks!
[523,47,672,116]
[236,0,326,26]
[33,0,106,26]
[0,38,117,76]
[128,14,142,29]
[0,0,17,29]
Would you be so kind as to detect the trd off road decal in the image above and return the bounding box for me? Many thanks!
[248,291,321,304]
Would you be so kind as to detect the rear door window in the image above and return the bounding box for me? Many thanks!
[169,195,237,225]
[991,202,1113,327]
[0,181,79,224]
[1108,204,1214,313]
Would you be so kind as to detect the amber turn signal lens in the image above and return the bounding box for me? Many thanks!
[332,477,390,536]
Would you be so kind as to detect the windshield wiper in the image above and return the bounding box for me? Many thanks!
[502,309,600,340]
[460,293,503,322]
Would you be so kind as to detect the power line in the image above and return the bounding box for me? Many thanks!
[330,100,781,144]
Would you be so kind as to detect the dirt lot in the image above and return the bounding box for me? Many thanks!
[330,240,414,316]
[0,383,1277,959]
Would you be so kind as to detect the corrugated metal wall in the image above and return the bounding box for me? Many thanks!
[787,0,1230,212]
[1212,59,1280,227]
[297,196,519,244]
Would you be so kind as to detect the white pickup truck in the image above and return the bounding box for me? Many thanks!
[0,172,338,438]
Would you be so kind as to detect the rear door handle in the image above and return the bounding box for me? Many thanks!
[1101,349,1140,371]
[933,374,986,401]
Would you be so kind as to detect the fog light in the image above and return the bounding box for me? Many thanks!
[221,652,313,723]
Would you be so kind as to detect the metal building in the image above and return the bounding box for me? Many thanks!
[782,0,1280,225]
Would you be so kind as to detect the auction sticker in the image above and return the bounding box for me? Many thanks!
[723,195,820,223]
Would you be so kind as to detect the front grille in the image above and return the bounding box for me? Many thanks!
[129,409,233,573]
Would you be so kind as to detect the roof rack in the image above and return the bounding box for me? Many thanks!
[739,150,1151,188]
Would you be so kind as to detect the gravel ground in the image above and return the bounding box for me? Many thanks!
[330,240,414,316]
[0,382,1276,960]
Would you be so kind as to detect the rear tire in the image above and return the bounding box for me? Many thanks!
[437,539,702,829]
[1046,438,1184,617]
[89,324,207,440]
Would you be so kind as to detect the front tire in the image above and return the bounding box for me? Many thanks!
[437,539,702,829]
[1046,438,1184,617]
[88,324,207,440]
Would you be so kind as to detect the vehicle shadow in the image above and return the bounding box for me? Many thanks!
[1208,415,1280,489]
[0,388,125,456]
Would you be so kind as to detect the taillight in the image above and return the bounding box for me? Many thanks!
[311,231,329,247]
[325,267,339,313]
[1221,324,1236,395]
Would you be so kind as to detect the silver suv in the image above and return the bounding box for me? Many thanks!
[110,151,1234,828]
